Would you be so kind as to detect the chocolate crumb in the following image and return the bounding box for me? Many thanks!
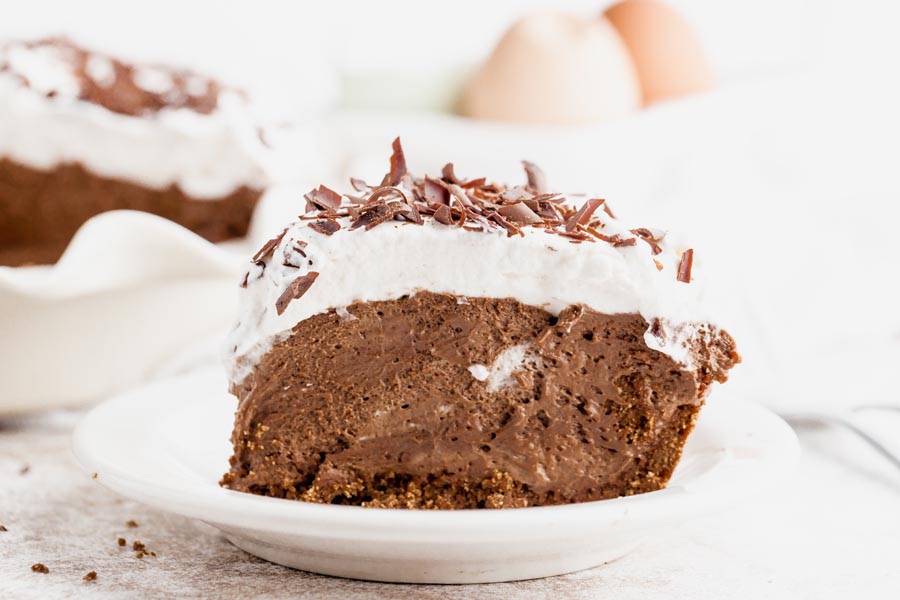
[650,318,667,343]
[83,571,97,582]
[275,272,320,315]
[126,520,138,528]
[132,540,145,551]
[117,537,126,546]
[32,563,49,574]
[0,525,7,532]
[19,464,30,475]
[677,249,694,283]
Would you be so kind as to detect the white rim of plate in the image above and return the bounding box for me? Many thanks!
[73,367,799,543]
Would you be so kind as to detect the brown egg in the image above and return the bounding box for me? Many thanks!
[605,0,715,105]
[459,11,641,126]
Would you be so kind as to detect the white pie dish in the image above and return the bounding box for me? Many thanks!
[0,183,312,415]
[73,366,799,584]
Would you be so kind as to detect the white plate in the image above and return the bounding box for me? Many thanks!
[73,367,799,584]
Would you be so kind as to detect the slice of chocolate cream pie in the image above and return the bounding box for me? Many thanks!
[221,139,739,509]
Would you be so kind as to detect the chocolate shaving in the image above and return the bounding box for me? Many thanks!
[631,228,664,255]
[488,212,523,237]
[433,204,453,225]
[275,272,319,315]
[447,183,474,208]
[303,185,342,213]
[424,177,450,206]
[523,161,548,194]
[283,140,683,278]
[445,185,472,227]
[565,199,606,232]
[309,219,340,236]
[350,177,370,192]
[460,177,487,189]
[497,202,543,225]
[381,137,407,186]
[441,163,458,183]
[501,186,532,202]
[252,229,287,263]
[556,230,590,241]
[677,249,694,283]
[394,201,424,225]
[351,202,395,230]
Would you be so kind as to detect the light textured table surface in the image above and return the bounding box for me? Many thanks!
[1,408,898,600]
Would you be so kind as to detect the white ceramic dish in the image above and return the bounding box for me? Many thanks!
[73,366,799,584]
[0,184,310,414]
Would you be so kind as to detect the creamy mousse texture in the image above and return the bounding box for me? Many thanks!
[222,139,739,509]
[0,38,269,266]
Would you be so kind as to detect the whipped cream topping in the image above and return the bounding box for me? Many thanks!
[225,181,711,383]
[0,39,269,198]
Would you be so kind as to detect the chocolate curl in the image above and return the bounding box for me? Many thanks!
[522,160,548,194]
[351,203,394,231]
[252,228,288,263]
[350,177,370,192]
[441,162,459,183]
[677,249,694,283]
[381,137,407,186]
[565,198,606,232]
[309,219,340,236]
[275,272,320,315]
[497,202,543,225]
[304,185,342,213]
[424,176,450,206]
